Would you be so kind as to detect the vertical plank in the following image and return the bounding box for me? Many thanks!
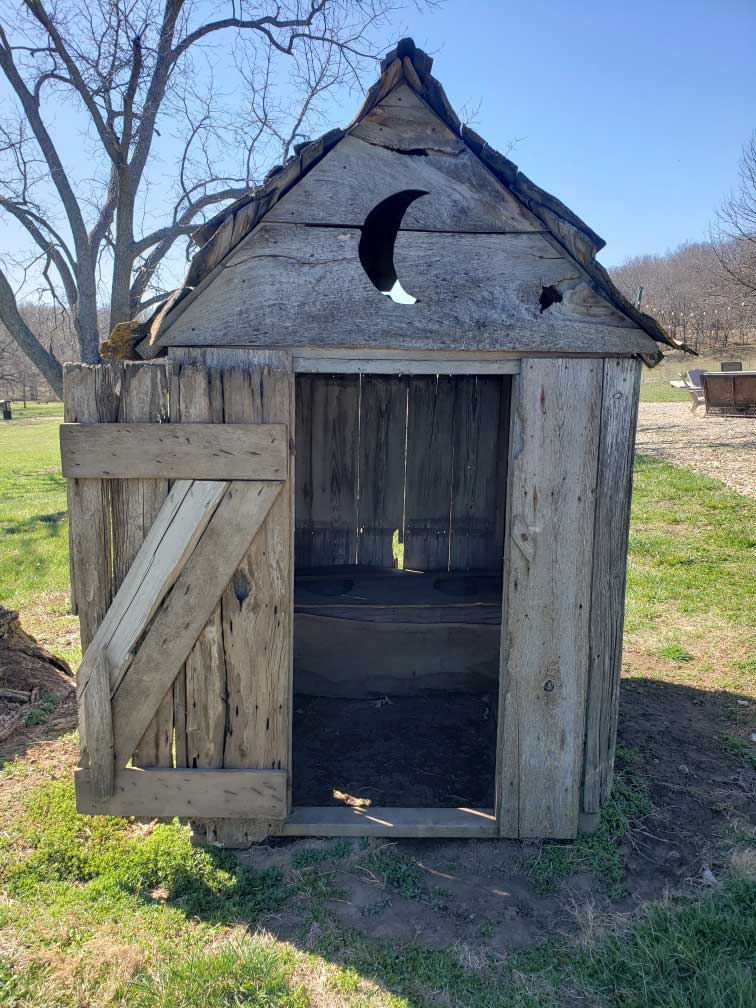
[110,362,173,768]
[220,363,294,845]
[294,375,314,567]
[449,376,504,570]
[172,364,227,769]
[308,374,360,566]
[357,376,408,567]
[498,359,602,839]
[581,358,641,825]
[404,376,454,571]
[64,364,119,654]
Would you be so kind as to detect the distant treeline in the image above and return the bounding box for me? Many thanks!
[610,240,756,352]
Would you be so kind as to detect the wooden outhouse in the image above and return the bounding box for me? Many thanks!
[63,40,684,845]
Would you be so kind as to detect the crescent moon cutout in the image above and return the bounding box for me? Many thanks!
[358,189,429,304]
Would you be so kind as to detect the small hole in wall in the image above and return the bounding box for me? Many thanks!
[359,189,429,304]
[539,284,563,313]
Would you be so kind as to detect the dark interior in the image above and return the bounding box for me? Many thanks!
[292,373,511,808]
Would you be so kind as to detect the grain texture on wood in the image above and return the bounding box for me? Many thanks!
[449,376,507,570]
[63,364,119,652]
[221,366,294,787]
[80,653,114,798]
[404,376,454,570]
[295,374,314,566]
[308,375,360,566]
[170,365,227,770]
[109,480,281,767]
[102,363,170,768]
[293,355,521,375]
[155,224,658,356]
[357,376,408,566]
[499,359,602,838]
[75,767,287,818]
[582,358,641,813]
[350,83,465,155]
[266,133,539,233]
[76,480,227,700]
[60,422,288,480]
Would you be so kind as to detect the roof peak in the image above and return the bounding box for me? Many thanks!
[380,38,433,77]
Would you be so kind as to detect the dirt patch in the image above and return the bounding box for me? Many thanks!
[0,606,75,754]
[292,692,497,807]
[636,402,756,497]
[245,660,756,955]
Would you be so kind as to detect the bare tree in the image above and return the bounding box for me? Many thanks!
[0,1,414,396]
[711,132,756,314]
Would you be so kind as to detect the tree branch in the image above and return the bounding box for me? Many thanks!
[0,266,63,396]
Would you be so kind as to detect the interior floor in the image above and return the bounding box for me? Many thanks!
[291,691,498,808]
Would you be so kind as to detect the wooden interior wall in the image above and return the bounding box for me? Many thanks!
[295,373,511,571]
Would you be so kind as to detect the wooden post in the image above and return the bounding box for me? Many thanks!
[498,359,602,839]
[581,358,641,830]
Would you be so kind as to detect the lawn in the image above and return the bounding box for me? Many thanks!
[638,382,689,403]
[1,412,755,1007]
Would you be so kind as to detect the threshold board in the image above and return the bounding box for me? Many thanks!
[280,806,498,838]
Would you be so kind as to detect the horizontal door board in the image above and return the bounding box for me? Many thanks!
[60,422,288,480]
[75,767,287,818]
[280,806,498,838]
[76,480,228,702]
[155,225,658,356]
[293,356,521,375]
[110,480,282,766]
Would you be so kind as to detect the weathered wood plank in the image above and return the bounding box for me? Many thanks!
[106,362,172,769]
[350,83,465,155]
[357,376,408,566]
[308,375,360,566]
[63,364,119,652]
[154,225,657,356]
[60,422,288,480]
[404,376,454,570]
[75,767,287,818]
[221,366,293,782]
[76,480,228,700]
[80,653,114,799]
[293,356,521,375]
[109,480,281,767]
[280,806,498,838]
[582,358,641,816]
[266,132,540,233]
[449,377,505,570]
[171,365,227,770]
[499,359,602,838]
[294,374,314,566]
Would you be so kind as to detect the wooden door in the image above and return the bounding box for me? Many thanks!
[63,361,294,834]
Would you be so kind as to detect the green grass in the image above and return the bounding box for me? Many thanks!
[4,400,64,420]
[527,748,653,900]
[0,416,68,609]
[122,942,309,1008]
[638,382,689,403]
[626,456,756,637]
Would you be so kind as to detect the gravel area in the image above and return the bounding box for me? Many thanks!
[636,402,756,498]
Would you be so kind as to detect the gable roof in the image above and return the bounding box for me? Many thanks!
[123,39,688,365]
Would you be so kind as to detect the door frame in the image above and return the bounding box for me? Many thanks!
[287,351,520,839]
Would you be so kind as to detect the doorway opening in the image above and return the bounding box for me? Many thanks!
[292,372,512,810]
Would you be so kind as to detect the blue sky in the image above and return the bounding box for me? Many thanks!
[389,0,756,266]
[1,0,754,296]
